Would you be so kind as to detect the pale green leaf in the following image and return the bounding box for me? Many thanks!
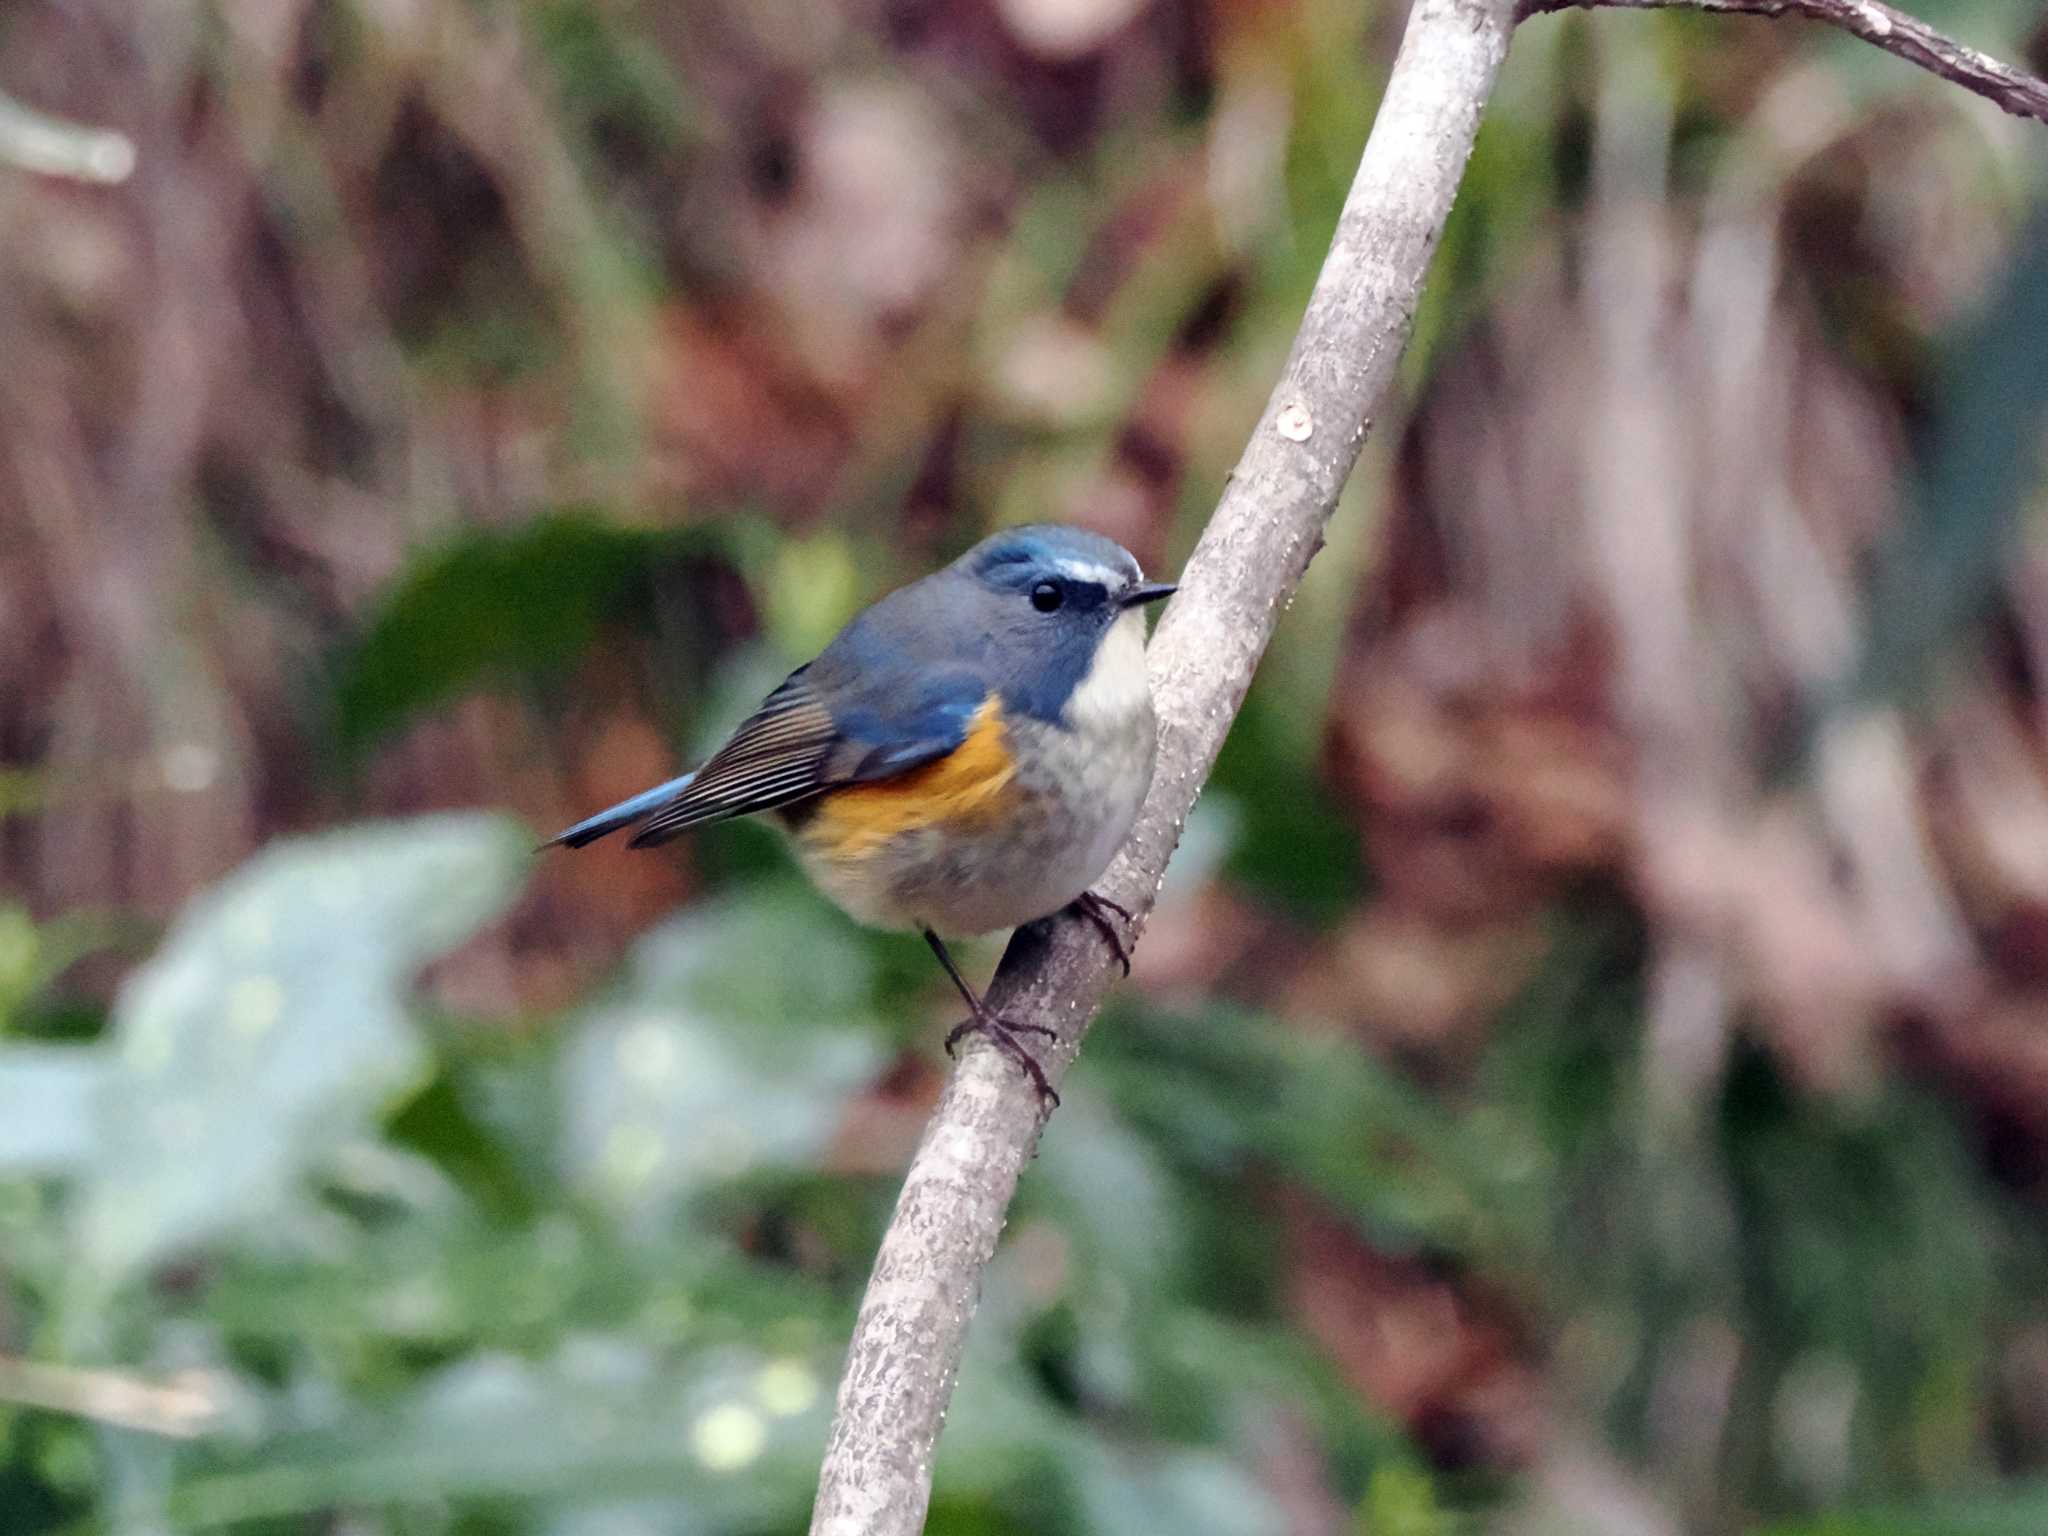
[171,1345,824,1528]
[561,893,886,1222]
[73,814,530,1284]
[0,1046,104,1174]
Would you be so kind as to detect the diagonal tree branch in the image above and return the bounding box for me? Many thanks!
[1517,0,2048,126]
[805,0,1521,1532]
[807,0,2048,1531]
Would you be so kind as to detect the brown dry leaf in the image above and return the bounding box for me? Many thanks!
[1475,710,1634,878]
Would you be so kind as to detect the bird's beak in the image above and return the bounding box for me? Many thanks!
[1120,581,1177,609]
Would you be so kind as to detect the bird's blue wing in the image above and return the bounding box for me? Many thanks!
[546,664,991,852]
[622,670,843,846]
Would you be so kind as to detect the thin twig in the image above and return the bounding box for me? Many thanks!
[0,90,135,183]
[1517,0,2048,126]
[0,1356,223,1438]
[803,0,1521,1531]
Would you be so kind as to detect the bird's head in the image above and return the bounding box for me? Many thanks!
[951,525,1175,728]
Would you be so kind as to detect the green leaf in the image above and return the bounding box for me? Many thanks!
[0,1047,104,1174]
[1136,1310,1414,1496]
[1757,1479,2048,1536]
[328,514,702,758]
[1208,691,1366,925]
[533,0,697,153]
[1027,1081,1182,1287]
[169,1345,826,1528]
[0,905,131,1030]
[1094,1006,1529,1259]
[73,814,531,1285]
[560,892,887,1223]
[1064,1443,1285,1536]
[1361,1461,1453,1536]
[0,905,42,1021]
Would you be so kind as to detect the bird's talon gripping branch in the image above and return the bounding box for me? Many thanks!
[941,1014,1060,1106]
[941,1017,1058,1050]
[1071,890,1134,975]
[927,929,1059,1104]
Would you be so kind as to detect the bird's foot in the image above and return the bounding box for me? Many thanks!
[1071,890,1135,976]
[943,1011,1059,1107]
[923,927,1059,1107]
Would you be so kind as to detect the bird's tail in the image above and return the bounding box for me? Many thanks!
[544,772,698,850]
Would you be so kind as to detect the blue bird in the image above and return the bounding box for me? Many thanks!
[549,524,1176,1102]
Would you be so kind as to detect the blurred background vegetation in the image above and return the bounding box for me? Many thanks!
[3,0,2048,1531]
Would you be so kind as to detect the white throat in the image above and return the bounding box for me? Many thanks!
[1064,606,1152,736]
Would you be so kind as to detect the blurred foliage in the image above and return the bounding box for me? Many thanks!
[1846,208,2048,724]
[329,517,703,760]
[5,0,2048,1532]
[0,823,1424,1534]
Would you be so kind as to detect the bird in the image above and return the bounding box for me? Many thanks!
[547,524,1176,1104]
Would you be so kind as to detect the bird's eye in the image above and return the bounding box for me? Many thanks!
[1030,581,1064,613]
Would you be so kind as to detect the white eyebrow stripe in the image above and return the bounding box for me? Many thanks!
[1052,559,1126,586]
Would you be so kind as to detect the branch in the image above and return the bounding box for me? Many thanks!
[0,1356,221,1437]
[1517,0,2048,127]
[804,0,1521,1531]
[0,89,135,183]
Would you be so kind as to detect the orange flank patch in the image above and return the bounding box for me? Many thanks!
[806,698,1017,858]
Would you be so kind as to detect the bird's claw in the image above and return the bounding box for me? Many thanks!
[943,1014,1060,1107]
[1072,890,1135,976]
